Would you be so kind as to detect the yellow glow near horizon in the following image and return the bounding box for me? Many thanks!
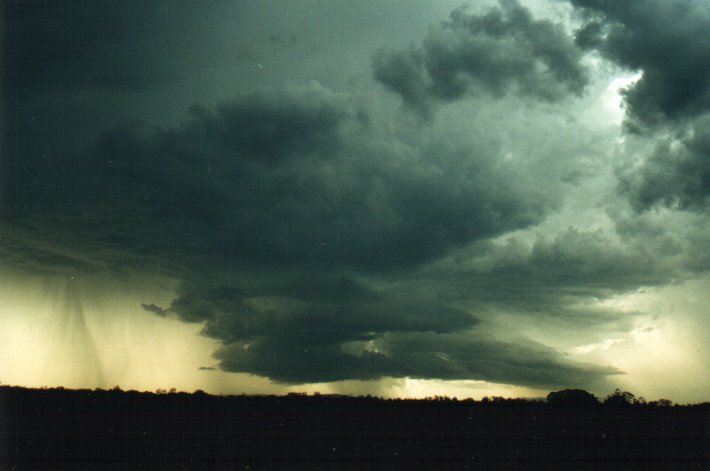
[567,276,710,403]
[2,269,707,402]
[279,377,546,400]
[393,378,546,400]
[0,272,221,392]
[1,271,534,399]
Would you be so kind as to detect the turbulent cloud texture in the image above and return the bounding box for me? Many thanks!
[570,0,710,129]
[620,117,710,211]
[374,0,588,117]
[6,87,550,268]
[571,0,710,212]
[2,0,708,396]
[3,83,593,385]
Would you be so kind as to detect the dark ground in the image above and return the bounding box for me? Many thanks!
[1,386,708,470]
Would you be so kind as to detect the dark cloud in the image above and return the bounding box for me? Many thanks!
[566,0,710,220]
[619,116,710,211]
[5,87,551,271]
[141,303,168,317]
[0,0,237,218]
[373,0,588,117]
[411,224,704,345]
[1,0,221,95]
[0,224,142,276]
[500,228,681,291]
[215,331,618,387]
[433,227,685,293]
[5,1,676,392]
[146,222,676,386]
[175,284,477,341]
[568,0,710,129]
[2,85,608,387]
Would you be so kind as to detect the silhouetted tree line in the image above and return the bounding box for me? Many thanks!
[545,388,677,407]
[1,385,707,470]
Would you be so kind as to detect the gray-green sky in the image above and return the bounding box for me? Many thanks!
[1,0,709,402]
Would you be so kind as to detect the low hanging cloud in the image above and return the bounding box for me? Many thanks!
[373,0,589,118]
[414,226,691,328]
[215,330,618,387]
[10,0,707,392]
[2,84,611,388]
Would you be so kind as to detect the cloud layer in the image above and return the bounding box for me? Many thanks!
[570,0,710,129]
[1,81,611,386]
[374,0,588,117]
[619,117,710,211]
[2,0,708,395]
[570,0,710,213]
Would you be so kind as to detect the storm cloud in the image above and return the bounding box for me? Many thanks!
[566,0,710,212]
[619,116,710,211]
[1,0,226,94]
[5,86,553,271]
[215,331,617,387]
[569,0,710,129]
[2,0,708,398]
[1,79,620,387]
[373,0,588,117]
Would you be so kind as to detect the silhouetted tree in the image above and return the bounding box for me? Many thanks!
[604,389,635,406]
[649,398,674,407]
[547,389,599,406]
[3,384,708,469]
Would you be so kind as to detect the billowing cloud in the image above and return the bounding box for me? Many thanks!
[215,330,618,387]
[3,84,609,387]
[619,115,710,211]
[569,0,710,129]
[5,86,552,272]
[3,0,708,400]
[373,0,588,117]
[565,0,710,216]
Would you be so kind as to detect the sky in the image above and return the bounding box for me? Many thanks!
[1,0,709,403]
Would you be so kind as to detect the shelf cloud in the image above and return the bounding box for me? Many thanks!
[2,0,709,400]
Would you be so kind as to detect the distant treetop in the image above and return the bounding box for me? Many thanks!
[546,389,599,405]
[604,389,636,406]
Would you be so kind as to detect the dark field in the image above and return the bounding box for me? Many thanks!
[1,386,708,470]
